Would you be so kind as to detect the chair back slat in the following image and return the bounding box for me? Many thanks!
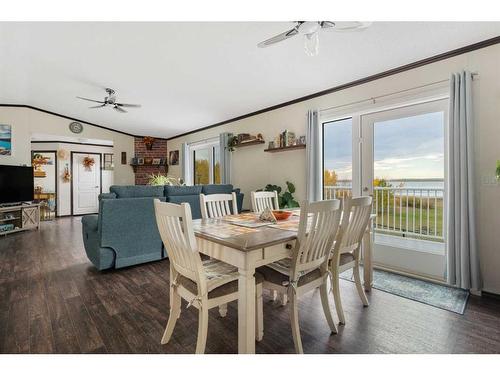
[200,193,238,219]
[290,199,341,279]
[337,196,372,253]
[154,200,207,294]
[251,191,279,213]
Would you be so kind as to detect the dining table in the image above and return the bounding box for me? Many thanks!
[191,210,375,354]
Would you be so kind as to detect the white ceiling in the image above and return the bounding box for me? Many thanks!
[1,22,499,138]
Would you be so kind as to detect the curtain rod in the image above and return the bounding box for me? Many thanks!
[320,72,479,113]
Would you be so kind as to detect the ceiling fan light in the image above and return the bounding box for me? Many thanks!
[304,32,319,57]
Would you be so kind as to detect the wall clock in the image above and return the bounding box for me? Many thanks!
[69,122,83,134]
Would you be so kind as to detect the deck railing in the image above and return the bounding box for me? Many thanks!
[323,186,444,242]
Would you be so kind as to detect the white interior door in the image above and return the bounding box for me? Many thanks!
[360,99,448,280]
[72,153,101,215]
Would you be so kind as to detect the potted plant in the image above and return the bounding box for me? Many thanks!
[261,181,299,208]
[147,173,182,186]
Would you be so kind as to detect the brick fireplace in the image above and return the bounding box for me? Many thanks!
[133,137,168,185]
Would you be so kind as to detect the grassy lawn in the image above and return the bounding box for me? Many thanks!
[373,192,444,241]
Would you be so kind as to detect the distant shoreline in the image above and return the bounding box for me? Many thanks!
[336,178,444,182]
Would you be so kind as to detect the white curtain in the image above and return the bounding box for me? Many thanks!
[219,133,231,184]
[306,110,322,202]
[180,142,191,185]
[447,71,481,291]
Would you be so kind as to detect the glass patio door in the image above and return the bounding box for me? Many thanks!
[360,99,448,280]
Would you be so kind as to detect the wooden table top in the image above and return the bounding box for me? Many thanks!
[192,211,376,252]
[192,212,298,251]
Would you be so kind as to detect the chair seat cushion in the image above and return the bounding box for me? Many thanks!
[178,271,264,299]
[257,265,322,287]
[339,252,355,266]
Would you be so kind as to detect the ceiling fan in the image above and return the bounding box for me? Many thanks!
[76,88,141,113]
[257,21,372,56]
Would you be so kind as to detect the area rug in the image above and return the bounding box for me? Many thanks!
[340,267,469,314]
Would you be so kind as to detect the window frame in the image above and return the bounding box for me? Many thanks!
[188,137,220,185]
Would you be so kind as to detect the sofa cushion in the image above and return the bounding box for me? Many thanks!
[110,185,164,198]
[98,192,117,201]
[202,184,234,195]
[167,195,202,219]
[164,185,202,197]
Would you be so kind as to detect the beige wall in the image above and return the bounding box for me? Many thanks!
[168,43,500,294]
[0,106,135,189]
[31,142,115,216]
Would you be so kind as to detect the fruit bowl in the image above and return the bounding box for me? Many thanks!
[272,210,293,221]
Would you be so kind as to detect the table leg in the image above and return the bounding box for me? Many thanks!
[363,226,373,292]
[238,267,256,354]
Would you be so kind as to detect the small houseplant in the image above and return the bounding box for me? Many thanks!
[261,181,299,208]
[147,173,182,186]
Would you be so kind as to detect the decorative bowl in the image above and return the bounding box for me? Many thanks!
[272,210,293,221]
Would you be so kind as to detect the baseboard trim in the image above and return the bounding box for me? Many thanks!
[482,291,500,300]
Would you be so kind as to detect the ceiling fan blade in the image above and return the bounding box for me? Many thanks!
[324,21,372,32]
[76,96,105,104]
[114,105,127,113]
[116,103,141,108]
[319,21,336,30]
[89,104,106,109]
[257,27,299,48]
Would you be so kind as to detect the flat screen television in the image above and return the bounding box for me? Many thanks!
[0,165,34,204]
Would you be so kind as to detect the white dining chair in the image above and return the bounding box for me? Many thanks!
[200,192,238,219]
[154,199,264,354]
[329,196,372,325]
[257,199,341,354]
[251,190,279,213]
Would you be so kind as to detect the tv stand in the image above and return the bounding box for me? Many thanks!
[0,203,40,236]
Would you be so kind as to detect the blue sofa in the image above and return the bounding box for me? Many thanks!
[81,184,244,270]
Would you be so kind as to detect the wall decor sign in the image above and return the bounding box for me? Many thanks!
[0,124,12,156]
[169,150,179,165]
[121,152,127,165]
[103,153,114,170]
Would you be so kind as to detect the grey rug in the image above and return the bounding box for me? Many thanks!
[340,267,469,314]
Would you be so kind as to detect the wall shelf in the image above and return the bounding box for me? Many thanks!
[264,144,306,153]
[233,139,265,148]
[130,163,167,172]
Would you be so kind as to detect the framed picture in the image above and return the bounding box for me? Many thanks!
[131,157,138,165]
[152,158,161,165]
[169,150,179,165]
[137,157,144,165]
[0,124,12,156]
[144,157,153,165]
[121,151,127,165]
[103,153,114,170]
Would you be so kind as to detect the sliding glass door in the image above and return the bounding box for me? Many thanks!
[191,139,221,185]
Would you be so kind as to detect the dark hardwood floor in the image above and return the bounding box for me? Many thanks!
[1,217,499,354]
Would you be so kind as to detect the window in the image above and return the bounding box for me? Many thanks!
[322,117,353,200]
[189,138,221,185]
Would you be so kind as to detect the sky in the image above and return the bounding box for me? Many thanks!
[323,111,444,181]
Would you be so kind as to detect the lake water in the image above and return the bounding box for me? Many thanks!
[0,140,11,154]
[334,180,444,189]
[330,180,445,197]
